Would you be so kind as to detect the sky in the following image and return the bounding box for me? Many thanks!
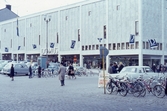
[0,0,85,16]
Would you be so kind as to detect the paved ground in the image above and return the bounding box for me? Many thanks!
[0,74,167,111]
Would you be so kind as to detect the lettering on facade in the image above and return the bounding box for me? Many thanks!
[42,48,58,55]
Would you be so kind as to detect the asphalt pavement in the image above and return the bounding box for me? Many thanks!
[0,74,167,111]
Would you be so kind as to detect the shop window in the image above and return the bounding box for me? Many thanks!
[121,43,125,49]
[135,21,139,35]
[82,46,84,50]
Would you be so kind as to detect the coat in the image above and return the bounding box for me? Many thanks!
[58,65,66,80]
[10,66,14,77]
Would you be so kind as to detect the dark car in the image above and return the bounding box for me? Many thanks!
[2,63,29,76]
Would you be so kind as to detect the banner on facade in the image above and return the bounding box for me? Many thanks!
[32,44,37,49]
[148,39,158,48]
[70,40,76,49]
[5,47,8,52]
[50,43,55,48]
[129,34,135,45]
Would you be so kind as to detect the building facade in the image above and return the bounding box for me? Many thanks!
[0,0,167,68]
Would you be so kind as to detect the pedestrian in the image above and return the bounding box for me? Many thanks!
[38,65,41,78]
[29,64,32,78]
[118,62,124,72]
[108,63,113,74]
[112,63,117,74]
[152,64,156,72]
[68,63,76,79]
[58,63,66,86]
[10,64,14,81]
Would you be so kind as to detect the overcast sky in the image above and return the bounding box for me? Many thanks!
[0,0,85,16]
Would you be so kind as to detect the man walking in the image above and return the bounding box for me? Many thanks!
[29,65,32,78]
[10,64,14,81]
[38,65,41,78]
[58,63,66,86]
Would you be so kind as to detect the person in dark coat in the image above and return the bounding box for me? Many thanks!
[10,64,14,81]
[58,63,66,86]
[108,63,113,74]
[68,64,76,79]
[29,65,32,78]
[152,64,156,72]
[38,65,41,78]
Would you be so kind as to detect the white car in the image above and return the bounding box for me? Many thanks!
[110,66,162,81]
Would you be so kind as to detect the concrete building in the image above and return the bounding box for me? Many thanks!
[0,0,167,68]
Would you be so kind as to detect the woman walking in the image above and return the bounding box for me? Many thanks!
[10,64,14,81]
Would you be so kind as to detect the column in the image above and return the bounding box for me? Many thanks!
[79,54,83,67]
[138,0,143,66]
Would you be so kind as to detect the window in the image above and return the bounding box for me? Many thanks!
[57,33,59,43]
[104,25,106,39]
[160,43,162,50]
[117,43,120,50]
[135,21,139,35]
[96,45,98,50]
[89,45,91,50]
[85,46,88,50]
[121,43,125,49]
[143,41,145,49]
[135,42,139,49]
[11,39,12,48]
[0,41,1,49]
[126,42,129,49]
[108,44,111,50]
[88,11,91,16]
[78,29,80,41]
[82,46,84,50]
[65,16,68,20]
[38,35,40,45]
[92,45,95,50]
[113,43,116,50]
[116,5,120,10]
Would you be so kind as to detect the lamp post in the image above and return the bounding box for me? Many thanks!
[43,15,51,58]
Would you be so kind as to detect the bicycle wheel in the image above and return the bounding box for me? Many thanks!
[106,82,112,93]
[110,83,118,95]
[153,85,165,98]
[119,82,128,97]
[139,87,146,97]
[133,82,144,97]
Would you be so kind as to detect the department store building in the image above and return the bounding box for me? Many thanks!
[0,0,167,68]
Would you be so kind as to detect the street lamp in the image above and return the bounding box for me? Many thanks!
[43,15,51,58]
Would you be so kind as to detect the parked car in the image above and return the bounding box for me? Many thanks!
[0,60,10,72]
[109,66,161,81]
[1,63,29,76]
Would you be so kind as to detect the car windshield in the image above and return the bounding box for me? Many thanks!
[120,67,137,73]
